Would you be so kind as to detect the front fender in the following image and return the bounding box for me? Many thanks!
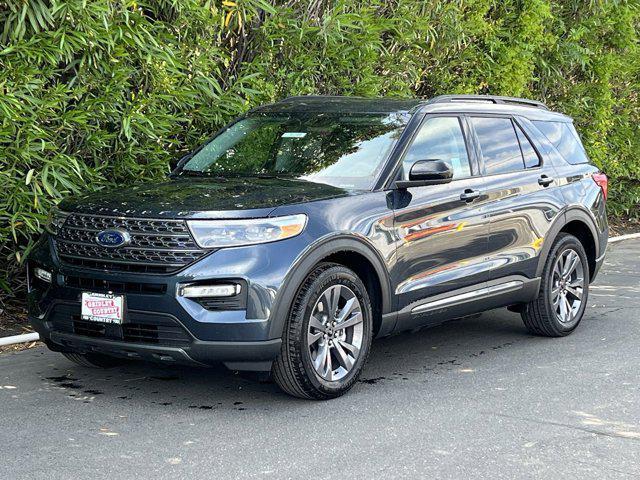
[266,233,394,339]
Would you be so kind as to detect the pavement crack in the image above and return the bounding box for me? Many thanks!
[595,307,635,314]
[484,412,640,442]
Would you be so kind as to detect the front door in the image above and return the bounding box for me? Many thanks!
[390,115,491,317]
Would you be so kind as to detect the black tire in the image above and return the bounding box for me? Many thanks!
[521,233,589,337]
[62,352,126,368]
[272,263,373,400]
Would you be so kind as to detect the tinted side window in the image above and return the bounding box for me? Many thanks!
[532,120,590,164]
[471,117,524,175]
[402,116,471,180]
[514,123,541,168]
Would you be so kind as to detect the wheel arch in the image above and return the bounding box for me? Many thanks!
[267,234,393,339]
[536,208,600,282]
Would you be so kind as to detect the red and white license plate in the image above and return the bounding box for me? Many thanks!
[81,292,124,324]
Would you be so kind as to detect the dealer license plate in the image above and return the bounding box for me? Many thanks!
[81,292,125,324]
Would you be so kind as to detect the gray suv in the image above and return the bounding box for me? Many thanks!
[28,95,608,399]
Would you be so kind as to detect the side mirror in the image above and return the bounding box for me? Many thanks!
[395,160,453,189]
[168,152,193,176]
[169,157,180,173]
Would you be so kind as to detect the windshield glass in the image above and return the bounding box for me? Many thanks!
[178,112,408,190]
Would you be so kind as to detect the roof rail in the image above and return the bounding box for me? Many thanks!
[279,95,363,102]
[427,95,548,110]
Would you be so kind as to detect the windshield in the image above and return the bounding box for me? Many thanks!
[177,112,408,190]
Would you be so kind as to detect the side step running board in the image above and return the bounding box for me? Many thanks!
[411,280,525,315]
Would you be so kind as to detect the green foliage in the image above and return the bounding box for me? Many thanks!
[1,0,639,299]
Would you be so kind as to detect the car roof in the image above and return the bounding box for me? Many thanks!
[420,101,572,122]
[251,96,424,114]
[252,95,572,122]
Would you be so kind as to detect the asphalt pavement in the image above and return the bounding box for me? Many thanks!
[1,239,639,479]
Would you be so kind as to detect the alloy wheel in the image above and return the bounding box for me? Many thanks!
[307,284,364,381]
[550,248,585,325]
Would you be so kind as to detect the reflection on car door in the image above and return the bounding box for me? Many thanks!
[468,115,564,284]
[390,115,491,320]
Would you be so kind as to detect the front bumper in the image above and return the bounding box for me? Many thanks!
[31,313,281,371]
[26,233,311,371]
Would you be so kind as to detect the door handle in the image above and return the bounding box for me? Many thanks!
[538,175,554,187]
[460,189,481,202]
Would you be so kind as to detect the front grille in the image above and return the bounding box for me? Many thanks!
[121,323,188,345]
[64,275,167,295]
[60,257,174,274]
[50,304,191,347]
[54,213,207,274]
[73,319,106,338]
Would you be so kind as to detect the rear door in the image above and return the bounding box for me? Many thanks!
[390,115,491,315]
[468,115,564,283]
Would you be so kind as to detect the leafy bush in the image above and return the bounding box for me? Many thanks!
[1,0,639,300]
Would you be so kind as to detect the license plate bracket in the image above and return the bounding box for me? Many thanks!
[81,292,125,324]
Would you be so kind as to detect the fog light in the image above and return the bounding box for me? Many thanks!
[34,267,52,283]
[178,284,240,298]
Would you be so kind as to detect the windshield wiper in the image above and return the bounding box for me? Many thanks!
[177,171,228,181]
[177,170,208,177]
[178,171,299,181]
[225,173,298,180]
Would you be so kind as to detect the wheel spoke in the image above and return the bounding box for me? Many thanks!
[338,339,360,358]
[558,293,568,320]
[566,285,582,299]
[557,254,565,276]
[336,297,358,323]
[337,312,363,331]
[333,341,354,371]
[314,343,329,372]
[559,251,568,274]
[307,330,323,346]
[309,315,328,334]
[569,277,584,288]
[563,295,573,321]
[319,289,331,314]
[324,347,333,380]
[563,251,579,277]
[329,285,341,316]
[553,263,562,282]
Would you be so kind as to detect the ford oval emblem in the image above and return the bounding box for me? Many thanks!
[96,229,131,248]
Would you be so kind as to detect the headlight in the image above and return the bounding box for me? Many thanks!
[45,207,70,235]
[187,214,307,249]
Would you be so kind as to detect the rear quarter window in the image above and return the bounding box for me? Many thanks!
[532,120,590,165]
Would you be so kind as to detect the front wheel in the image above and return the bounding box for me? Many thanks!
[273,263,373,400]
[521,233,589,337]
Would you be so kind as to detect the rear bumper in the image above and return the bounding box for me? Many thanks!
[31,315,281,371]
[592,251,606,283]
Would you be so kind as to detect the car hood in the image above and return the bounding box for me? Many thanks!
[59,177,352,219]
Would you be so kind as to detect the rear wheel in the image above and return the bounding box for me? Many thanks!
[521,233,589,337]
[273,263,373,399]
[62,352,126,368]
